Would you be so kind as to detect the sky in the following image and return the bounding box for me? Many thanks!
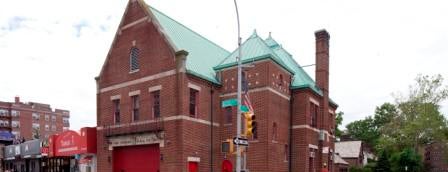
[0,0,447,130]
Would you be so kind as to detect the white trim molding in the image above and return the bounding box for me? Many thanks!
[128,90,141,96]
[220,86,290,100]
[309,144,318,149]
[110,95,121,100]
[148,85,162,92]
[97,115,219,131]
[100,69,176,93]
[309,97,320,106]
[187,157,200,162]
[121,16,149,31]
[188,83,201,91]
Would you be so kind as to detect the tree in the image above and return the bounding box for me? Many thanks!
[373,102,398,128]
[379,74,448,151]
[335,111,344,138]
[374,149,391,172]
[346,116,379,147]
[390,148,422,172]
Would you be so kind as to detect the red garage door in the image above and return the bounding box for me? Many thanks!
[113,144,160,172]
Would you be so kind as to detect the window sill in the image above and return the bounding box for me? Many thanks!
[223,123,232,127]
[249,140,259,143]
[272,140,278,143]
[129,69,140,74]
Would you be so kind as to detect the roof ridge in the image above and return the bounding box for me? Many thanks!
[149,6,229,53]
[215,32,261,67]
[264,36,314,82]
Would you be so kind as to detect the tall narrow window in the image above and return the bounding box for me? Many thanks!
[113,99,120,124]
[225,107,232,124]
[151,91,161,118]
[189,89,198,117]
[272,122,278,141]
[284,144,289,162]
[130,47,139,72]
[132,95,139,121]
[310,103,318,127]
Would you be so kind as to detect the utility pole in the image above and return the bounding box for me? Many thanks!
[233,0,242,171]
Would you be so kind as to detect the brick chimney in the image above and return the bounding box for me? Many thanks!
[315,29,330,95]
[15,96,20,103]
[315,29,331,172]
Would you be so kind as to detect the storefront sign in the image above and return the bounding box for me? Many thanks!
[50,127,97,157]
[108,132,164,150]
[21,139,41,158]
[4,145,16,160]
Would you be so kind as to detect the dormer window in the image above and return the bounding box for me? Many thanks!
[130,47,140,72]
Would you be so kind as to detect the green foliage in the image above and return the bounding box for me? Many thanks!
[390,148,422,172]
[379,74,448,150]
[374,150,391,172]
[346,116,379,147]
[336,111,344,138]
[349,166,373,172]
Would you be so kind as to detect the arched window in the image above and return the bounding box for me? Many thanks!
[130,47,140,72]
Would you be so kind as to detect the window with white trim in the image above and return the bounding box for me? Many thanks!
[113,99,120,124]
[151,90,161,118]
[11,121,20,128]
[189,88,198,117]
[32,123,40,130]
[0,109,8,116]
[45,115,50,121]
[51,115,56,122]
[11,110,19,117]
[63,117,69,124]
[131,95,140,121]
[130,47,140,72]
[45,125,49,131]
[32,113,40,121]
[51,125,56,131]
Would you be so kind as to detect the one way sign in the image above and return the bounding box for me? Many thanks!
[233,137,249,146]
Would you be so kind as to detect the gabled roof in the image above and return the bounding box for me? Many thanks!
[214,31,295,74]
[146,6,230,84]
[335,141,363,158]
[264,36,322,94]
[334,153,350,165]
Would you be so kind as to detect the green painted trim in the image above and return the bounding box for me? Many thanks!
[213,55,295,74]
[186,70,221,85]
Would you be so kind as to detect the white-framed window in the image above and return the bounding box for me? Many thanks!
[32,113,40,120]
[63,127,69,131]
[51,115,56,122]
[0,109,8,116]
[63,117,69,124]
[11,121,20,128]
[0,120,9,127]
[45,115,50,121]
[45,125,49,131]
[51,125,56,131]
[32,123,40,130]
[11,110,19,117]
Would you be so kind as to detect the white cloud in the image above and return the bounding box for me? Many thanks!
[0,0,447,130]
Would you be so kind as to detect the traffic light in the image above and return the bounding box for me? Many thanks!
[244,112,257,137]
[221,139,234,154]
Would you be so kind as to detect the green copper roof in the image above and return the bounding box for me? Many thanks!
[264,36,322,94]
[214,31,295,74]
[149,7,230,84]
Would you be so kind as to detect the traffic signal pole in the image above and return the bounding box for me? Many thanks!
[233,0,242,171]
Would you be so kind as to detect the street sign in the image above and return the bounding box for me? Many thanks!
[233,137,249,146]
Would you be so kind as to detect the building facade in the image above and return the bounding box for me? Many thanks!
[0,97,70,140]
[425,142,448,172]
[96,0,337,172]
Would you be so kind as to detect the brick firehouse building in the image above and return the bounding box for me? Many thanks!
[95,0,338,172]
